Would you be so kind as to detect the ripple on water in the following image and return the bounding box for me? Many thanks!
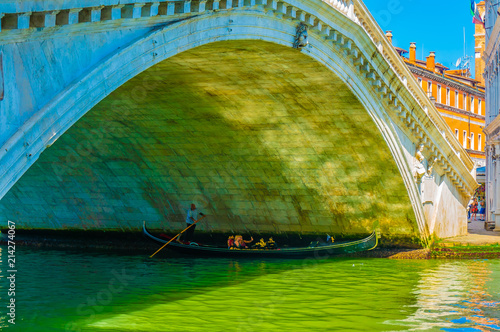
[2,247,500,331]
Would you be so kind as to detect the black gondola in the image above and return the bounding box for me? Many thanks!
[144,221,380,258]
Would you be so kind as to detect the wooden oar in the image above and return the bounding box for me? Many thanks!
[149,214,206,258]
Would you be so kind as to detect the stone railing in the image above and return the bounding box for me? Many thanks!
[0,0,357,31]
[349,0,476,190]
[1,1,199,32]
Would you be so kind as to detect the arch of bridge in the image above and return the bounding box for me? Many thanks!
[1,38,420,240]
[0,0,478,241]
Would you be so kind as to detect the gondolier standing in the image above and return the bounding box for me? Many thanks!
[179,203,203,243]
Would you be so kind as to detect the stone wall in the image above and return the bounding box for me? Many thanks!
[0,0,478,243]
[0,41,418,240]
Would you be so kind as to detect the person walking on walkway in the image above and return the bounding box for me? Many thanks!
[479,200,486,221]
[470,198,479,221]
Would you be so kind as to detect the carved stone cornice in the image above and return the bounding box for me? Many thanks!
[484,114,500,140]
[486,125,500,141]
[407,63,485,97]
[435,103,485,121]
[351,0,476,198]
[465,149,485,156]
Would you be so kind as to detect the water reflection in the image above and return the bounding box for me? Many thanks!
[457,260,500,331]
[86,259,424,331]
[1,246,500,331]
[386,260,500,331]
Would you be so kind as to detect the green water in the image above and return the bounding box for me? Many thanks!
[1,247,500,331]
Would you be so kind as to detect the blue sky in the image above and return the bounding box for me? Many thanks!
[363,0,478,75]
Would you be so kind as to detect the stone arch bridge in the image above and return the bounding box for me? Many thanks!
[0,0,477,244]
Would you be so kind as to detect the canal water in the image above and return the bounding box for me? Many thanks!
[1,247,500,331]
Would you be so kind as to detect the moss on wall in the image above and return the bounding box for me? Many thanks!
[0,41,418,242]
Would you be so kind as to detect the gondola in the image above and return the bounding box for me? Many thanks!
[143,221,380,258]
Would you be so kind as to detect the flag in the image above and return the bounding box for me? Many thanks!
[0,52,3,101]
[470,0,485,26]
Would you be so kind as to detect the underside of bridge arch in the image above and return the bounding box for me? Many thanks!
[0,40,419,242]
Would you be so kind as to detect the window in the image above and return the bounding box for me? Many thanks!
[471,96,475,113]
[455,91,459,107]
[463,93,467,110]
[446,88,450,105]
[455,129,459,139]
[479,134,482,151]
[470,133,474,150]
[463,131,467,148]
[437,85,442,103]
[479,99,482,115]
[428,81,432,97]
[418,77,422,87]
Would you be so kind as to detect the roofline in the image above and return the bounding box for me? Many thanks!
[406,63,485,96]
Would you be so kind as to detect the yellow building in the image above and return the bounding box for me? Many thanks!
[386,32,486,168]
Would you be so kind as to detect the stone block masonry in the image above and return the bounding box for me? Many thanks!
[0,41,417,240]
[0,0,478,243]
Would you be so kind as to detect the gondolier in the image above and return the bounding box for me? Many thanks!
[178,203,203,243]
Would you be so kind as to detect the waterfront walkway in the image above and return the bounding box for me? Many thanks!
[440,218,500,246]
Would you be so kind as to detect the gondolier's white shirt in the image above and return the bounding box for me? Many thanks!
[186,209,198,224]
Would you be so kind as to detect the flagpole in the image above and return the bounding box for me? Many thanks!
[463,26,466,59]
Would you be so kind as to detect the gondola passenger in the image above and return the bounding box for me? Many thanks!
[266,237,277,248]
[254,238,267,249]
[234,235,253,248]
[227,235,235,248]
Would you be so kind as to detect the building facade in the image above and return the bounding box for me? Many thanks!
[386,33,486,168]
[483,0,500,228]
[476,1,486,87]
